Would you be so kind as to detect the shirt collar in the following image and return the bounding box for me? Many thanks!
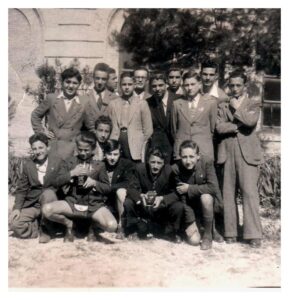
[93,88,106,99]
[57,91,80,104]
[162,90,169,105]
[208,82,219,98]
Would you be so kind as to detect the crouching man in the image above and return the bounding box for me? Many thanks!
[42,131,117,242]
[9,133,61,241]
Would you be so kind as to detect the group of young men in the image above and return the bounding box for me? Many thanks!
[9,61,263,250]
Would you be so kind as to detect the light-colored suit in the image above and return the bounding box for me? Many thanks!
[108,96,153,161]
[216,95,263,239]
[171,94,217,160]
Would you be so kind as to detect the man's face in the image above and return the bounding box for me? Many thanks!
[151,79,167,99]
[76,141,94,161]
[201,67,218,90]
[31,141,49,162]
[168,70,182,92]
[62,76,81,99]
[94,70,108,93]
[183,77,201,98]
[180,147,200,170]
[121,77,134,97]
[134,70,148,91]
[107,73,118,92]
[105,149,121,166]
[148,155,165,176]
[95,123,111,144]
[229,77,245,98]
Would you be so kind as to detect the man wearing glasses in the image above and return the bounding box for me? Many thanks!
[133,67,151,101]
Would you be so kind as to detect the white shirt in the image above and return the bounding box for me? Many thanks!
[57,92,80,112]
[133,90,145,100]
[208,82,219,98]
[92,89,106,104]
[36,159,48,185]
[188,93,200,109]
[162,91,169,115]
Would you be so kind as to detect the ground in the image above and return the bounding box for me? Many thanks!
[8,194,281,288]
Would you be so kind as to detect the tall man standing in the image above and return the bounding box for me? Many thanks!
[108,72,153,163]
[216,70,263,248]
[133,67,151,100]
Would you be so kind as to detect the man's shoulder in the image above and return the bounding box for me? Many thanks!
[118,158,136,170]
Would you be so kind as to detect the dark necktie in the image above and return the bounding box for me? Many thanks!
[97,93,103,110]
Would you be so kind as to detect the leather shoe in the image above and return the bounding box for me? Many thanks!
[213,229,224,243]
[169,234,182,244]
[64,228,74,243]
[116,226,125,240]
[200,238,212,250]
[87,231,96,242]
[249,239,261,248]
[225,237,237,244]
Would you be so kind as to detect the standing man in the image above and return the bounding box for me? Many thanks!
[86,63,118,124]
[31,67,95,160]
[216,70,263,248]
[201,61,228,104]
[167,66,184,96]
[106,67,119,96]
[146,72,179,163]
[133,66,151,100]
[108,72,153,163]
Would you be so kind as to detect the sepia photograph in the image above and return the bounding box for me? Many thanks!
[6,3,281,290]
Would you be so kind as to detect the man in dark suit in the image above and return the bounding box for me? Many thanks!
[86,63,118,124]
[9,133,62,242]
[31,67,95,160]
[146,72,180,163]
[216,70,263,248]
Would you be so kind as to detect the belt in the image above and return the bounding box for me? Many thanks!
[120,127,128,132]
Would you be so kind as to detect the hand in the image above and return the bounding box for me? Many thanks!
[176,182,189,195]
[83,177,96,188]
[152,196,163,209]
[140,193,148,207]
[47,130,56,139]
[70,164,89,177]
[230,98,239,110]
[10,209,20,223]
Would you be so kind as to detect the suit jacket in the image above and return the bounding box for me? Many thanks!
[13,154,62,210]
[133,90,151,101]
[171,94,217,160]
[127,163,179,207]
[108,96,153,160]
[171,157,220,200]
[86,88,118,124]
[146,91,179,160]
[216,95,263,166]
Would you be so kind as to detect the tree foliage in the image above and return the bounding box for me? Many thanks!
[112,8,280,76]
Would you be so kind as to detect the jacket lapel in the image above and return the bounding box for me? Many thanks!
[127,97,139,125]
[66,99,82,121]
[52,99,67,126]
[179,100,192,124]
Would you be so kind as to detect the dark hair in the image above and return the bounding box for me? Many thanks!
[134,66,149,77]
[76,131,96,149]
[201,60,219,73]
[61,67,82,83]
[179,140,200,156]
[93,63,110,76]
[182,69,201,82]
[29,133,49,147]
[229,70,247,84]
[103,139,122,154]
[95,115,112,132]
[167,66,182,76]
[120,71,134,82]
[150,72,167,85]
[148,147,167,161]
[108,67,116,75]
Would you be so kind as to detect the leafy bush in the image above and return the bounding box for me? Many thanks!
[8,156,25,194]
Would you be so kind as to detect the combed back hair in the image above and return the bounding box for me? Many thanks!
[103,139,122,154]
[148,147,167,161]
[229,69,247,84]
[76,131,96,149]
[167,66,182,76]
[61,67,82,83]
[93,63,110,75]
[201,60,219,73]
[95,115,112,132]
[150,72,167,84]
[134,66,149,77]
[182,69,201,82]
[108,67,116,75]
[120,71,134,82]
[29,133,49,147]
[179,140,200,156]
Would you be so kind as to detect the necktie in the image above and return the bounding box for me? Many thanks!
[97,93,103,110]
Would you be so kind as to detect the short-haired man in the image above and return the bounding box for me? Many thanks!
[9,133,62,242]
[216,70,263,248]
[201,61,228,104]
[106,67,119,95]
[31,67,95,160]
[42,131,117,242]
[86,63,118,124]
[108,72,153,163]
[93,115,112,161]
[146,72,179,163]
[133,66,151,100]
[167,66,184,95]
